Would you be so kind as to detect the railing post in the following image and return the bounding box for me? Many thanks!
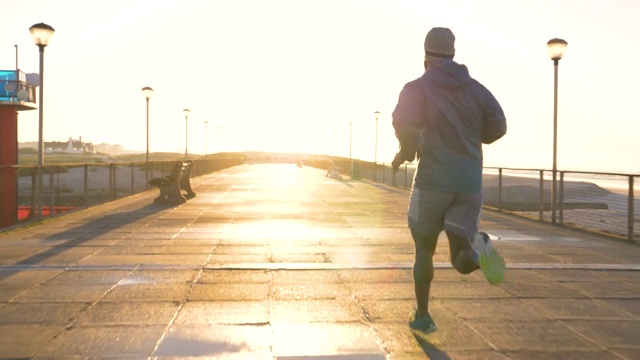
[404,164,408,189]
[559,171,564,224]
[373,163,377,183]
[48,170,54,217]
[498,168,503,212]
[392,165,396,187]
[629,176,635,242]
[130,162,135,195]
[83,164,88,206]
[35,165,43,220]
[110,163,116,200]
[30,168,36,220]
[150,161,154,187]
[146,161,150,190]
[539,170,544,221]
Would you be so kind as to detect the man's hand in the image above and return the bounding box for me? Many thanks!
[392,152,405,172]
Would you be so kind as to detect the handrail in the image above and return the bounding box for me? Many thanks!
[344,160,638,243]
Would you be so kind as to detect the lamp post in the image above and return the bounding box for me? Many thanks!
[183,109,190,158]
[29,22,55,220]
[373,111,380,181]
[141,86,153,187]
[141,87,154,162]
[204,121,209,156]
[349,120,353,160]
[217,125,221,153]
[373,111,380,164]
[547,37,568,224]
[13,44,18,72]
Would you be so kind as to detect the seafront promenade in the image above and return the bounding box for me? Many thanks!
[0,163,639,359]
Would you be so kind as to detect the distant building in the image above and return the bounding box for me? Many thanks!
[19,137,95,154]
[19,138,128,156]
[18,142,38,149]
[45,137,94,154]
[94,143,123,156]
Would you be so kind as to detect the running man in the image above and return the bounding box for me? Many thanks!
[391,27,507,336]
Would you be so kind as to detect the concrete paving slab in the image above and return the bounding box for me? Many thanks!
[523,298,634,320]
[504,350,624,360]
[271,323,385,358]
[270,298,366,323]
[175,301,270,326]
[602,299,640,318]
[100,283,191,302]
[188,282,271,301]
[0,302,88,325]
[36,325,166,358]
[77,301,179,326]
[11,284,113,303]
[472,321,601,352]
[0,325,64,358]
[562,320,640,349]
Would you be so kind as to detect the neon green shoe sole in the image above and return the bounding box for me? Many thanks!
[478,247,505,284]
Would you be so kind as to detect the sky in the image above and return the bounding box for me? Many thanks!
[2,0,640,173]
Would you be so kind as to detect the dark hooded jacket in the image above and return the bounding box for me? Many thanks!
[392,59,506,193]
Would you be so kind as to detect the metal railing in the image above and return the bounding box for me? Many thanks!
[312,158,639,243]
[481,168,638,242]
[3,155,638,243]
[0,70,38,103]
[0,157,242,229]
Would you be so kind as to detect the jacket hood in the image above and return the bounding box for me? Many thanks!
[424,59,471,89]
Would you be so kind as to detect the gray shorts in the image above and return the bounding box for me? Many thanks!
[408,187,482,238]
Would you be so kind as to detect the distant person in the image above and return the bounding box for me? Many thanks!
[325,161,342,179]
[391,27,507,336]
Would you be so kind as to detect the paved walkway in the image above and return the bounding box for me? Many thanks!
[0,163,639,360]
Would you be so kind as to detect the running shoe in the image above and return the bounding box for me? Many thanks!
[471,232,505,284]
[408,310,437,336]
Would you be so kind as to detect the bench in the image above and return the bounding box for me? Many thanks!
[325,162,343,180]
[149,160,196,204]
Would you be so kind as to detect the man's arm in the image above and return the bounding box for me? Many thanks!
[392,81,424,170]
[481,88,507,144]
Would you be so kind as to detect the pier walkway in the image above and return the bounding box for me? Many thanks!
[0,163,638,359]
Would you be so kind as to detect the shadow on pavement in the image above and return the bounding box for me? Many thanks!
[360,180,409,194]
[414,335,452,360]
[0,203,171,281]
[155,337,247,357]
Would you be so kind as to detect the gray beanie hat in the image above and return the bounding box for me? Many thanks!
[424,27,455,59]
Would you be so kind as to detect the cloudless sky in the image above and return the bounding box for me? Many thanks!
[3,0,639,173]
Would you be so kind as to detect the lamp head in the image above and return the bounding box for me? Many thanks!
[547,38,568,61]
[29,23,55,47]
[141,86,154,99]
[183,109,191,118]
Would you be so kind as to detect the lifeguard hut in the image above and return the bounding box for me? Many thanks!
[0,69,38,227]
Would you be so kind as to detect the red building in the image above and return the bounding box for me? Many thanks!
[0,69,38,227]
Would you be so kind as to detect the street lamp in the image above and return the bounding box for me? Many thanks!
[13,44,18,72]
[141,86,154,162]
[204,120,209,156]
[216,125,221,153]
[29,22,55,220]
[373,111,380,163]
[349,120,353,160]
[547,37,568,224]
[183,109,190,158]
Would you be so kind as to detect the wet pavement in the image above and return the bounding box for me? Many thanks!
[0,163,639,360]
